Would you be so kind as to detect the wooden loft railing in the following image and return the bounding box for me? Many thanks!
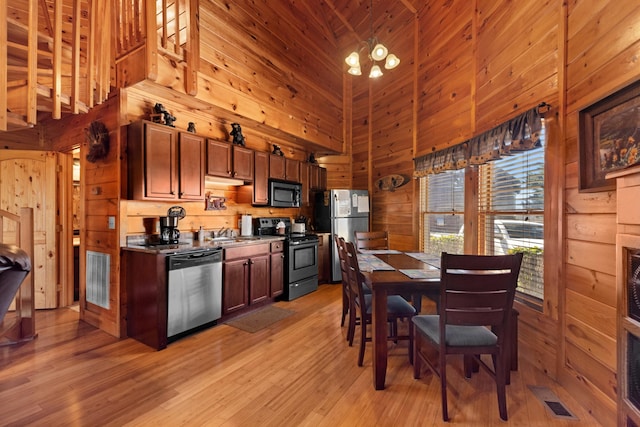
[115,0,199,95]
[0,0,112,132]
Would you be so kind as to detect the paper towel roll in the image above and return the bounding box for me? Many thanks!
[241,215,253,236]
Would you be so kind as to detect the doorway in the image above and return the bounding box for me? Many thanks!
[72,149,81,302]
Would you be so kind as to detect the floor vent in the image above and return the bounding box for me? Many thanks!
[528,385,579,420]
[86,250,110,309]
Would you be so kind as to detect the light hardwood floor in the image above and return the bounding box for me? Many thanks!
[0,284,602,426]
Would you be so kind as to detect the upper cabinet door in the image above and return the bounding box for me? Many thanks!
[285,158,300,182]
[299,161,310,206]
[253,151,269,205]
[143,122,178,199]
[233,146,254,181]
[269,154,285,180]
[207,138,232,177]
[178,132,205,200]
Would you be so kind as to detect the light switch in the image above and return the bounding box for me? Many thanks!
[108,216,116,229]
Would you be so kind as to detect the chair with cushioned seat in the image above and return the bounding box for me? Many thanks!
[344,240,416,366]
[412,252,523,421]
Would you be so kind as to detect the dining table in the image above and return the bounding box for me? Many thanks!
[358,250,520,391]
[358,250,441,390]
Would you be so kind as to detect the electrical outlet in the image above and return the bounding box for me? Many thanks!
[108,216,116,229]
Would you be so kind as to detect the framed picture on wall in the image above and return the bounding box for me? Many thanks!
[578,79,640,192]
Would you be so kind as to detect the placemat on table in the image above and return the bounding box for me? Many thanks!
[357,253,395,272]
[404,252,441,268]
[399,269,441,279]
[357,249,402,254]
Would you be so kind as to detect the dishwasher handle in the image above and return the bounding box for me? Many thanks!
[167,249,222,270]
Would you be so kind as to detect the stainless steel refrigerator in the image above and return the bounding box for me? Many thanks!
[314,189,370,282]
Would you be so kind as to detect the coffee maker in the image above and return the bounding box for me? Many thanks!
[159,216,180,244]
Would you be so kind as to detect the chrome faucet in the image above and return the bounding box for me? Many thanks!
[217,226,229,237]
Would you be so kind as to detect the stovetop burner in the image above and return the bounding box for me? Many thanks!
[253,217,318,242]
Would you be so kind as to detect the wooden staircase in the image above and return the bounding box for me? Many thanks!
[1,0,112,131]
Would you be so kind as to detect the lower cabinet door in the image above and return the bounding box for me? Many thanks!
[270,252,284,297]
[223,259,248,314]
[249,254,270,304]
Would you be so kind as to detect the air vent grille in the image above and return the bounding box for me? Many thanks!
[86,250,110,309]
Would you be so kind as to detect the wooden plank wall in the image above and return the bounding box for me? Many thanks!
[170,0,343,153]
[332,0,640,424]
[561,1,640,423]
[44,96,123,337]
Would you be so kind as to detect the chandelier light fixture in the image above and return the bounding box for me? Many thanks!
[344,0,400,78]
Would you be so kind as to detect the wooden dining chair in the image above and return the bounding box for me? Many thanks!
[344,240,416,366]
[335,235,372,344]
[354,231,389,251]
[412,252,523,421]
[334,235,352,336]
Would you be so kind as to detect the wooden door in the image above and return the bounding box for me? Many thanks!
[0,150,58,308]
[178,132,205,200]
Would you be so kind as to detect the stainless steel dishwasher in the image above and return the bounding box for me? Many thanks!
[166,248,223,340]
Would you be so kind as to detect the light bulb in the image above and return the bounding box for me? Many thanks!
[371,43,388,61]
[369,65,383,78]
[384,54,400,69]
[348,66,362,76]
[345,52,360,67]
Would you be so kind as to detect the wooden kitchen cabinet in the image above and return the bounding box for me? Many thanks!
[222,258,249,313]
[207,139,254,182]
[299,161,310,206]
[269,154,285,180]
[270,155,300,182]
[222,243,270,314]
[124,250,168,350]
[128,120,177,200]
[206,138,232,178]
[232,145,254,181]
[270,241,285,297]
[128,120,204,201]
[178,132,205,200]
[253,151,269,205]
[310,164,327,191]
[285,158,300,182]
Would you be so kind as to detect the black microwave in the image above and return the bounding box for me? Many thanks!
[269,179,301,208]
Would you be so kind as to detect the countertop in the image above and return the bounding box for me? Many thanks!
[122,235,285,254]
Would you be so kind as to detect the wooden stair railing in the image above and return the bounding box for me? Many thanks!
[115,0,200,95]
[0,207,36,345]
[0,0,112,131]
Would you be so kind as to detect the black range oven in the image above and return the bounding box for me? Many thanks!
[254,217,319,301]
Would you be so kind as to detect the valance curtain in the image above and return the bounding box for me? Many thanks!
[414,106,544,177]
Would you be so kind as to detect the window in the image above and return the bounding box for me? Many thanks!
[420,169,465,255]
[478,125,545,302]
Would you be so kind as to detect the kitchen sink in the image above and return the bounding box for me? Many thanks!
[211,236,262,244]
